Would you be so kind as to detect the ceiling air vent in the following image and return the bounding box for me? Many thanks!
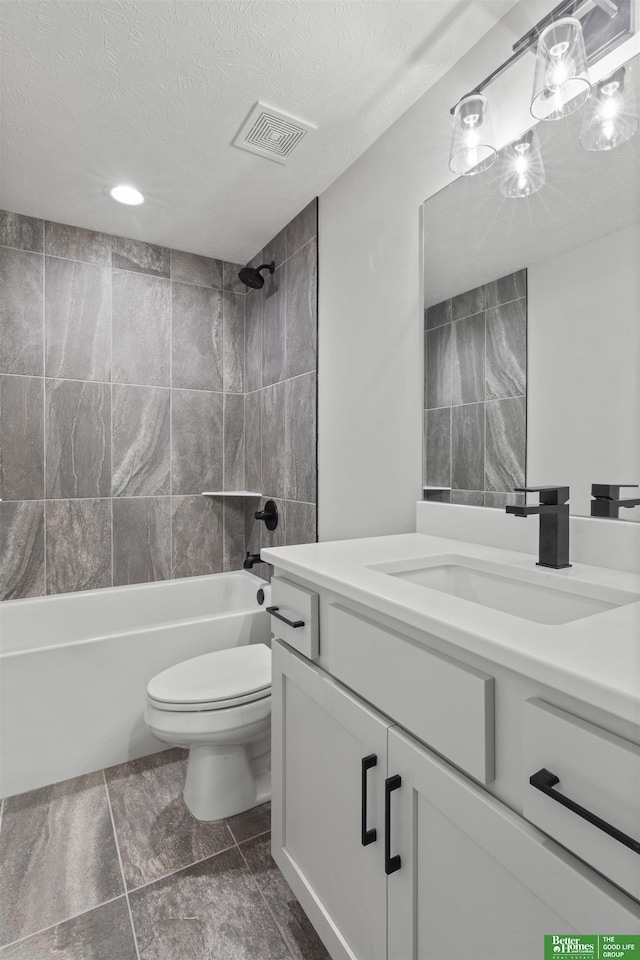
[233,102,316,164]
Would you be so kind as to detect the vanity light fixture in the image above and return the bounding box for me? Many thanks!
[109,184,145,205]
[580,66,639,150]
[530,17,591,121]
[500,130,546,198]
[447,0,634,190]
[448,94,497,175]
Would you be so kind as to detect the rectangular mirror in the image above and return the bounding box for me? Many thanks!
[422,52,639,519]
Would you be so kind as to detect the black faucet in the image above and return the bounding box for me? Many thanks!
[505,486,571,569]
[243,552,262,569]
[590,484,640,519]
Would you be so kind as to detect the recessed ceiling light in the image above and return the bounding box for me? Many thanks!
[109,185,144,205]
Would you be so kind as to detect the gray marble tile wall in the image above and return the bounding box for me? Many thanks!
[423,270,527,509]
[0,210,248,599]
[242,200,318,579]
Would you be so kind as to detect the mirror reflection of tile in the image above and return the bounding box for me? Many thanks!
[423,269,526,509]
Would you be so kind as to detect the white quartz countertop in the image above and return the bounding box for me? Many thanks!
[261,533,640,727]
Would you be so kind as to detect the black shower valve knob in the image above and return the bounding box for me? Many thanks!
[254,499,278,531]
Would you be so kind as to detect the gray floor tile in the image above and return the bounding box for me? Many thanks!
[240,833,330,960]
[0,897,136,960]
[226,802,271,845]
[105,749,234,891]
[0,772,123,947]
[129,846,290,960]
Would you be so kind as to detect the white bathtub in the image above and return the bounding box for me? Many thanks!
[0,571,271,799]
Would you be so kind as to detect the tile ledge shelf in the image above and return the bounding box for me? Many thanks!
[423,486,451,491]
[201,490,262,497]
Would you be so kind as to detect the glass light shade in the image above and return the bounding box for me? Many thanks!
[500,130,546,198]
[449,94,497,176]
[580,68,638,151]
[531,17,591,121]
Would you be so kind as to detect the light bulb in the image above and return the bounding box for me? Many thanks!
[448,94,497,176]
[500,130,546,199]
[580,66,638,151]
[531,17,590,121]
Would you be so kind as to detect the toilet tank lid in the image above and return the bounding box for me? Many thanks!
[147,644,271,705]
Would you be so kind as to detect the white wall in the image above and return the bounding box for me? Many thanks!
[528,223,640,520]
[317,2,555,542]
[317,2,639,542]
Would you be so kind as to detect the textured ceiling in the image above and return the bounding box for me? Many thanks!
[0,0,515,261]
[424,52,640,306]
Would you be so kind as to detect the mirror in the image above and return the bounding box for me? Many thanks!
[422,53,640,520]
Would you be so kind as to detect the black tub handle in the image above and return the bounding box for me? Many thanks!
[361,755,377,846]
[385,775,402,874]
[530,768,640,854]
[266,605,305,629]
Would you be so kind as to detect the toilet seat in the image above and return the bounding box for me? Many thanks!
[147,644,271,713]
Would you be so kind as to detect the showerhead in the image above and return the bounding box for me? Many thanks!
[238,261,275,289]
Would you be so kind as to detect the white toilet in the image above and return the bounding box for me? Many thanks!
[144,643,271,821]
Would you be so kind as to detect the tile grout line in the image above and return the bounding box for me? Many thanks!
[102,771,142,960]
[169,271,173,579]
[235,834,297,960]
[110,253,114,587]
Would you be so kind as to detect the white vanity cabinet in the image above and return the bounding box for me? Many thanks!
[271,639,390,960]
[269,574,640,960]
[386,726,637,960]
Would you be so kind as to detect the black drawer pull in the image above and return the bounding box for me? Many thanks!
[530,768,640,855]
[385,774,402,874]
[361,755,377,846]
[266,605,305,629]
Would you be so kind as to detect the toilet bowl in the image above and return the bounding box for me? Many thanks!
[144,644,271,821]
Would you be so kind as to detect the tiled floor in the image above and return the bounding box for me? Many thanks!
[0,748,329,960]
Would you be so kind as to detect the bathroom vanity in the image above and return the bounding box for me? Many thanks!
[262,514,640,960]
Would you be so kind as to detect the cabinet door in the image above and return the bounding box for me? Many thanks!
[387,727,640,960]
[271,639,390,960]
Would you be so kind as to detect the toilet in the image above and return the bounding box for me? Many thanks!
[144,643,271,822]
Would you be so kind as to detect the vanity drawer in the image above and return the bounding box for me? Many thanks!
[326,604,494,783]
[524,699,640,900]
[269,577,319,660]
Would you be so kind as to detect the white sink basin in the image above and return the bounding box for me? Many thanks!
[369,555,639,625]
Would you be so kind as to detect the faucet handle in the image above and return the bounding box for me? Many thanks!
[514,486,569,505]
[591,483,639,500]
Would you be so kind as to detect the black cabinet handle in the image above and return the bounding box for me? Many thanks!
[385,774,402,874]
[530,768,640,855]
[266,605,305,629]
[361,755,377,846]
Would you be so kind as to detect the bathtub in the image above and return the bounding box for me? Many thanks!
[0,571,271,799]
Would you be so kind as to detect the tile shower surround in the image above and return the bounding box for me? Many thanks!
[423,269,527,508]
[0,203,318,599]
[0,748,329,960]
